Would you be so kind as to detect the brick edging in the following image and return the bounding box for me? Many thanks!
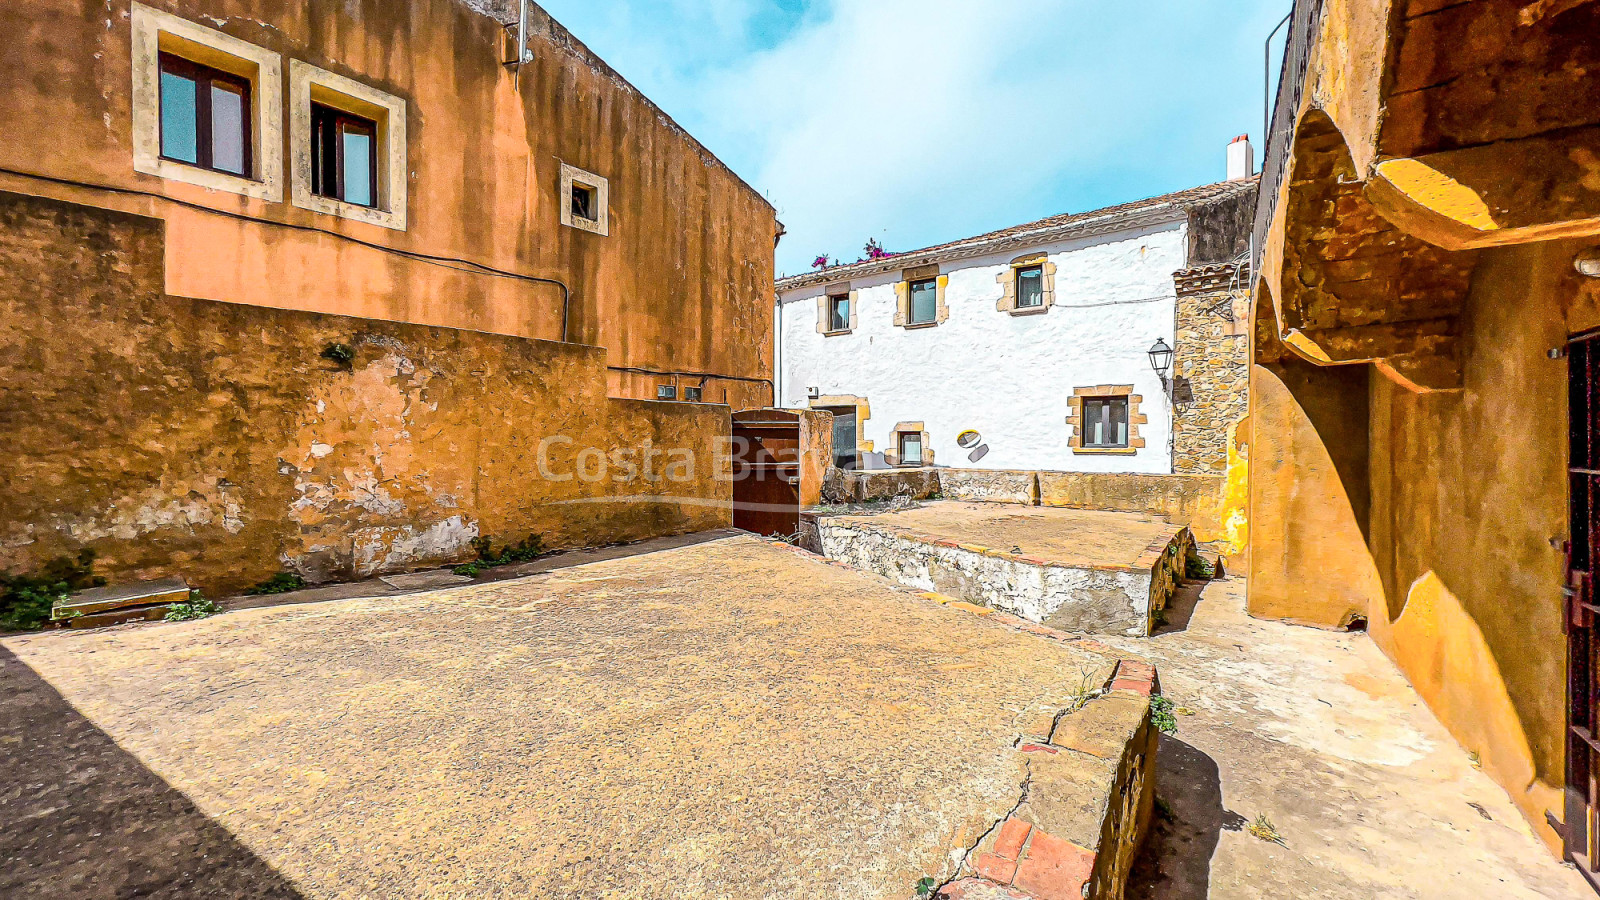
[945,658,1158,900]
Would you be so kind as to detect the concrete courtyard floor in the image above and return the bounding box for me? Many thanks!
[1093,575,1589,899]
[1,533,1123,899]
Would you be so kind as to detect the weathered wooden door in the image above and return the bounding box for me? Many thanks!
[730,410,800,539]
[1567,331,1600,889]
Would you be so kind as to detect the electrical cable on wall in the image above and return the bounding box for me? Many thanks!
[0,165,573,342]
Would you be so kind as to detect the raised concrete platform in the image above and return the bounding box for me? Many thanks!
[814,502,1194,636]
[1,534,1155,900]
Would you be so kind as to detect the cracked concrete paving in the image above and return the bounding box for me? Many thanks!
[1,533,1122,900]
[1093,575,1589,899]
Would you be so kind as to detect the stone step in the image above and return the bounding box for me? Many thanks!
[66,603,178,629]
[53,576,190,620]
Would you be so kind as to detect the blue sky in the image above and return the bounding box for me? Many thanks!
[537,0,1291,276]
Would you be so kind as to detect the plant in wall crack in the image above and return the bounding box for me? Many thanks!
[0,550,106,632]
[165,590,219,622]
[453,534,546,577]
[1150,694,1178,735]
[321,341,356,367]
[245,572,306,595]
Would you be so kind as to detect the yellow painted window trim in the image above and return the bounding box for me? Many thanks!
[1064,385,1148,451]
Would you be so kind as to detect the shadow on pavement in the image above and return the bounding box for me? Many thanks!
[1154,579,1209,635]
[228,528,740,613]
[1127,735,1245,900]
[0,645,304,899]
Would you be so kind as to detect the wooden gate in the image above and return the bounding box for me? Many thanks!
[1568,331,1600,890]
[730,409,801,539]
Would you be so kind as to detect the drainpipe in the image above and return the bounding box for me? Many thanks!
[773,291,782,409]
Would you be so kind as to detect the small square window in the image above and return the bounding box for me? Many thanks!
[898,431,924,466]
[684,386,703,402]
[1016,265,1044,308]
[657,384,677,400]
[158,53,253,178]
[828,294,850,332]
[1082,398,1130,448]
[909,279,938,325]
[311,103,379,208]
[560,163,610,236]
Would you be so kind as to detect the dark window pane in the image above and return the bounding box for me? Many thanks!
[910,279,937,324]
[210,82,246,175]
[684,387,703,402]
[830,410,857,468]
[1017,265,1044,307]
[342,128,374,207]
[1082,397,1130,448]
[657,384,676,400]
[571,184,594,220]
[160,69,199,164]
[311,103,379,207]
[829,295,849,331]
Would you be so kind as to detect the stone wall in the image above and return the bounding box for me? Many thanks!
[821,467,1242,553]
[0,191,731,595]
[1173,264,1249,475]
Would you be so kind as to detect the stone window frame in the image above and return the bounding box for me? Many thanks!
[1065,385,1147,455]
[995,251,1058,316]
[559,163,610,236]
[131,2,284,202]
[289,60,408,230]
[811,394,872,462]
[893,264,950,329]
[815,285,858,335]
[886,421,934,467]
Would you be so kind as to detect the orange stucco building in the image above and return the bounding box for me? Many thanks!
[0,0,779,408]
[0,0,779,593]
[1250,0,1600,877]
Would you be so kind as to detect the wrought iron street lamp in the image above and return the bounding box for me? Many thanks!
[1147,338,1173,383]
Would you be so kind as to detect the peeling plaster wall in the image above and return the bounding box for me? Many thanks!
[777,224,1185,474]
[0,192,730,595]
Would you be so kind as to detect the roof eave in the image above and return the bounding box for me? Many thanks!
[776,204,1189,295]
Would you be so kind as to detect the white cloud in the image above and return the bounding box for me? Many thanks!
[702,0,1285,274]
[538,0,1290,275]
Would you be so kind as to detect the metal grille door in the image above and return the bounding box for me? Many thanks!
[1568,332,1600,889]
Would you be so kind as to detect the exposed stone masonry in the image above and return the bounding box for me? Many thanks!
[1172,263,1249,475]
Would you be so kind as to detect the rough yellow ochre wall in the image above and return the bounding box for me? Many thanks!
[0,190,732,596]
[1365,241,1580,854]
[1249,240,1600,853]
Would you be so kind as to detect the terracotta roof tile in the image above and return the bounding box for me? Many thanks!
[778,176,1260,292]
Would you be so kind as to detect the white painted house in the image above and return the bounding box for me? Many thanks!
[776,150,1257,475]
